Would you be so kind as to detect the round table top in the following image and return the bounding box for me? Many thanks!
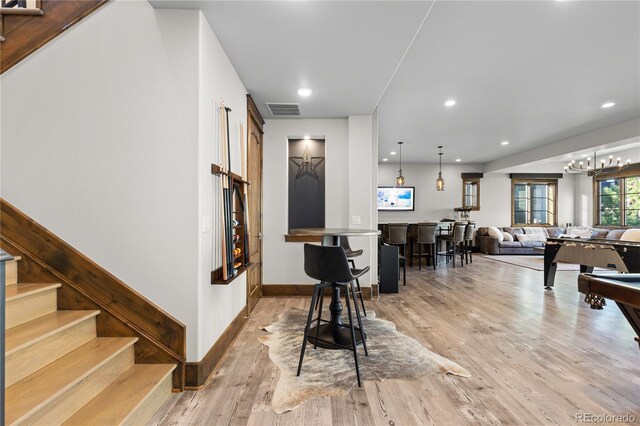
[289,228,381,237]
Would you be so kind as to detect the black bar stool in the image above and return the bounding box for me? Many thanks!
[297,244,369,387]
[340,236,367,316]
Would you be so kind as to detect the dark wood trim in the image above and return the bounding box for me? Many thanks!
[591,162,640,179]
[185,305,248,389]
[263,284,376,299]
[509,173,563,179]
[593,163,640,227]
[0,198,186,389]
[461,177,481,211]
[510,178,559,227]
[461,173,483,179]
[247,94,265,127]
[284,234,323,243]
[1,0,109,74]
[211,164,250,185]
[211,263,249,285]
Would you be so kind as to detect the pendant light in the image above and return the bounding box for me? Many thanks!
[436,145,445,191]
[396,141,405,186]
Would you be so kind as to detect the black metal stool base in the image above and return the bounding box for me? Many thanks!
[308,324,366,349]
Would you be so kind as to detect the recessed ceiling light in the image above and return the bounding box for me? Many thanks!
[601,102,615,108]
[382,158,388,162]
[303,135,310,140]
[501,141,509,146]
[297,88,312,97]
[390,151,397,155]
[455,158,461,162]
[444,99,456,107]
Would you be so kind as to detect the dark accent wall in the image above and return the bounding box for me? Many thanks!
[288,139,325,229]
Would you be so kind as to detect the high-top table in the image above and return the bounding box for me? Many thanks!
[289,228,380,349]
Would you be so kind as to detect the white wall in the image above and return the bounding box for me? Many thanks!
[1,0,249,362]
[262,119,349,285]
[196,13,247,361]
[574,174,593,226]
[378,163,575,227]
[347,116,377,285]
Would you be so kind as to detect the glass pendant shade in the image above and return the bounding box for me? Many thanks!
[435,145,445,191]
[436,172,445,191]
[395,141,405,186]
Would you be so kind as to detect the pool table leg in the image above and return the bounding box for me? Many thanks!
[616,302,640,352]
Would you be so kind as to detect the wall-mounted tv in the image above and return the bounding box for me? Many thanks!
[377,186,415,211]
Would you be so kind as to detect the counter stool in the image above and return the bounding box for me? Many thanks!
[437,222,466,268]
[340,236,367,316]
[412,222,438,270]
[464,221,476,265]
[384,223,408,286]
[297,244,369,387]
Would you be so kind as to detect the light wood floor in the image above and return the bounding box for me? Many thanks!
[151,255,640,425]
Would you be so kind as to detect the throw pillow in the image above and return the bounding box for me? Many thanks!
[524,227,548,237]
[487,226,504,242]
[621,229,640,242]
[566,226,592,238]
[605,229,626,240]
[515,233,546,242]
[546,227,565,238]
[503,232,514,242]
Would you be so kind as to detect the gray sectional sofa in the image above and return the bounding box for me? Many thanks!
[475,226,628,255]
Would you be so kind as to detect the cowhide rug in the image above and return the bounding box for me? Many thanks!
[258,308,470,414]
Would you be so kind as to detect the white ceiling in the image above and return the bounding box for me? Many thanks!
[149,0,640,165]
[150,0,431,118]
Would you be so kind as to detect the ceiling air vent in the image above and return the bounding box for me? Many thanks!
[265,102,301,116]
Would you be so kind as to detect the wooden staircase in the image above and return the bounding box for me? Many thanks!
[4,255,175,425]
[1,0,108,73]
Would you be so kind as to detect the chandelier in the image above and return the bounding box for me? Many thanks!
[396,141,405,186]
[436,145,445,191]
[564,151,631,176]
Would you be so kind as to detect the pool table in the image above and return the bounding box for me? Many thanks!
[578,273,640,351]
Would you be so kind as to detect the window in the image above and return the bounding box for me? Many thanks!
[512,180,557,226]
[596,170,640,226]
[462,177,480,210]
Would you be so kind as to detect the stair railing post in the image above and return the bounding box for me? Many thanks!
[1,249,14,426]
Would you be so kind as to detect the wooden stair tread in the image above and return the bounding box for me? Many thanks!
[0,7,43,15]
[63,363,176,426]
[6,282,61,301]
[5,310,99,354]
[6,337,138,425]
